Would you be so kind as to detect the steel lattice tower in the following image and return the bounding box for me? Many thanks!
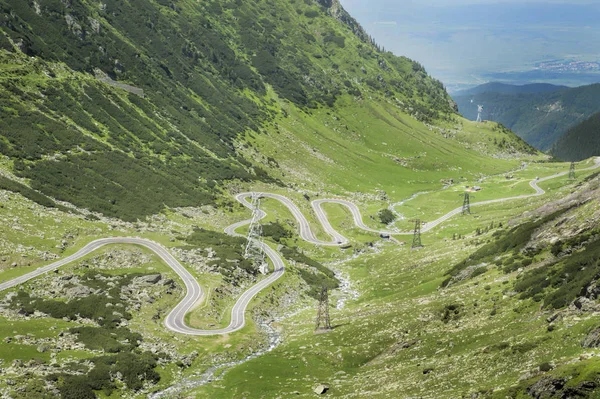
[411,219,423,250]
[460,193,473,215]
[244,193,268,274]
[569,162,576,180]
[476,105,483,123]
[315,285,331,331]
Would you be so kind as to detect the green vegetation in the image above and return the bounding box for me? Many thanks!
[515,237,600,309]
[493,357,600,398]
[377,209,395,225]
[182,227,256,277]
[0,175,69,212]
[9,272,136,327]
[443,208,570,286]
[0,0,462,222]
[5,270,169,398]
[2,0,600,397]
[262,222,293,242]
[280,246,339,299]
[50,352,162,398]
[69,326,142,353]
[453,82,600,149]
[552,112,600,161]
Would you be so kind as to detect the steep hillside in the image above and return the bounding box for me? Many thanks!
[6,1,596,399]
[453,83,600,150]
[0,0,474,220]
[454,82,567,96]
[552,112,600,161]
[190,161,600,399]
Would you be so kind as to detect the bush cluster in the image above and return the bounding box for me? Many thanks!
[280,246,339,299]
[262,222,293,242]
[183,228,255,277]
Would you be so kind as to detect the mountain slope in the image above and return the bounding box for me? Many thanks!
[454,82,567,96]
[0,0,536,221]
[3,2,600,399]
[452,83,600,150]
[552,112,600,161]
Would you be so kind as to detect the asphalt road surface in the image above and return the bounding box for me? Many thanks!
[1,158,597,335]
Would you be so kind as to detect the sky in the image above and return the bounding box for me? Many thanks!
[339,0,600,91]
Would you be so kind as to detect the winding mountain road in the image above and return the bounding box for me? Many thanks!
[0,158,598,335]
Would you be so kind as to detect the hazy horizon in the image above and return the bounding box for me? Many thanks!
[340,0,600,92]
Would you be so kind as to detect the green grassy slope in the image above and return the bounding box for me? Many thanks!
[552,112,600,161]
[453,83,600,150]
[0,0,537,222]
[192,164,600,399]
[4,1,600,398]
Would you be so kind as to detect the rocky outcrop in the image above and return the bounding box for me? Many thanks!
[319,0,372,46]
[527,377,565,398]
[65,285,94,298]
[313,383,329,394]
[582,327,600,348]
[133,274,162,285]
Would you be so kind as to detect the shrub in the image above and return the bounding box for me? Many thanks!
[262,222,292,242]
[378,209,395,225]
[443,208,572,285]
[280,247,339,299]
[539,362,553,372]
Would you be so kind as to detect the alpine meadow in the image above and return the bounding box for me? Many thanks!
[1,1,600,399]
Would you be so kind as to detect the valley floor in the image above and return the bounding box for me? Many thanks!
[2,158,600,398]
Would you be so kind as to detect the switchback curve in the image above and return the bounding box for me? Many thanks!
[0,158,598,335]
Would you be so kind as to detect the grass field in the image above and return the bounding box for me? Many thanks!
[0,101,598,397]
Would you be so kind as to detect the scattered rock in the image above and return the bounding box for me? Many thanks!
[583,280,600,300]
[572,296,598,312]
[133,274,162,285]
[313,383,329,395]
[562,380,598,397]
[37,344,50,353]
[66,285,94,298]
[582,327,600,348]
[527,377,565,398]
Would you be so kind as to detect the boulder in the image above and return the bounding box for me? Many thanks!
[133,274,162,285]
[527,377,565,398]
[66,285,94,298]
[582,327,600,348]
[313,384,329,395]
[584,280,600,300]
[572,296,598,312]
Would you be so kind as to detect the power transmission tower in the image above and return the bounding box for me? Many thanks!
[315,285,331,331]
[569,162,576,180]
[244,193,268,275]
[476,105,483,123]
[410,219,423,250]
[460,193,473,215]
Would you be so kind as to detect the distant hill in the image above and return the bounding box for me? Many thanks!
[551,112,600,161]
[454,82,568,96]
[452,83,600,150]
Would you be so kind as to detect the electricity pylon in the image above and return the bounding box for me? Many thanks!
[244,193,268,274]
[410,219,423,250]
[315,285,331,331]
[569,162,576,180]
[460,193,473,215]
